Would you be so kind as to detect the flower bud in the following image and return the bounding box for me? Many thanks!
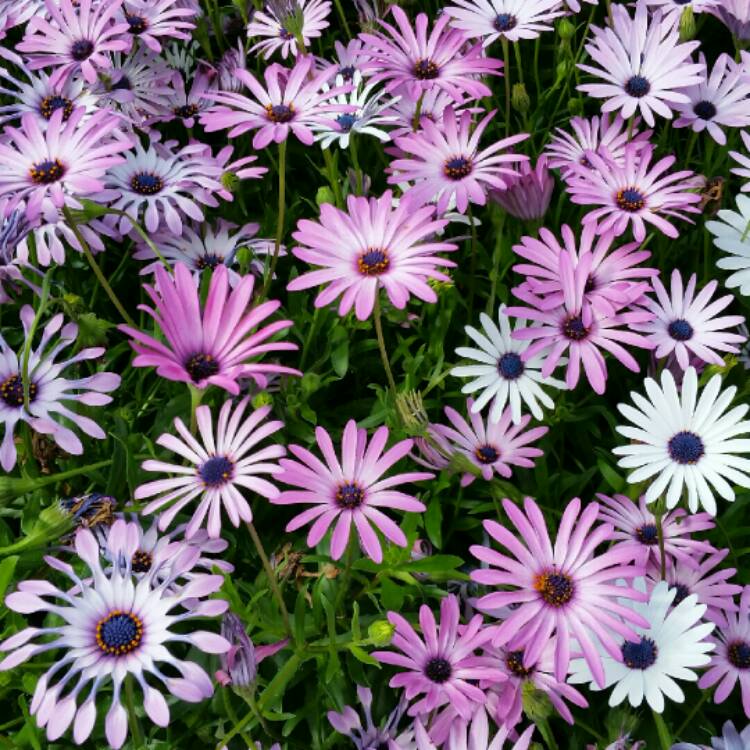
[221,171,240,194]
[316,186,336,206]
[679,6,695,41]
[251,391,273,409]
[558,17,575,41]
[217,612,257,691]
[368,619,395,646]
[395,390,429,436]
[512,83,531,115]
[521,682,554,723]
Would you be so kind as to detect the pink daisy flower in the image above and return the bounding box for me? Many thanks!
[577,1,703,127]
[431,399,548,487]
[633,269,746,370]
[153,69,215,128]
[17,0,130,86]
[247,0,331,60]
[119,0,196,53]
[360,6,503,102]
[490,155,554,221]
[389,107,528,215]
[471,496,649,687]
[382,87,478,139]
[119,263,299,394]
[333,38,369,82]
[273,419,432,563]
[507,250,654,394]
[372,594,504,719]
[134,397,285,538]
[287,191,456,321]
[566,144,703,242]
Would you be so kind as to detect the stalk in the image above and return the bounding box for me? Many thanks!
[260,139,287,301]
[373,295,397,394]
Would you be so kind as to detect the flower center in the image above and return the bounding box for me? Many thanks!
[199,455,234,487]
[505,650,534,678]
[174,103,199,119]
[196,253,225,270]
[497,352,524,380]
[357,248,390,276]
[667,318,694,341]
[621,636,658,669]
[0,375,36,407]
[414,58,439,80]
[339,65,356,81]
[624,75,651,98]
[673,583,690,605]
[336,113,358,132]
[616,188,645,212]
[111,74,132,91]
[71,39,94,61]
[475,444,499,464]
[534,570,574,607]
[185,352,220,382]
[130,172,164,195]
[424,656,452,683]
[693,100,717,121]
[635,523,658,545]
[667,431,704,465]
[443,156,473,180]
[29,159,65,185]
[265,103,295,123]
[561,314,589,341]
[279,26,294,40]
[131,549,153,573]
[493,13,517,32]
[39,95,73,121]
[335,482,365,509]
[125,13,148,34]
[728,640,750,670]
[95,610,143,656]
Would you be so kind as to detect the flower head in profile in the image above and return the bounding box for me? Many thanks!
[613,367,750,514]
[0,522,229,748]
[247,0,331,59]
[273,419,432,563]
[118,0,196,53]
[645,0,719,25]
[672,722,750,750]
[490,155,554,221]
[711,2,750,40]
[707,193,750,295]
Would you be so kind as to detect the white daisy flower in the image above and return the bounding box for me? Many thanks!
[451,304,566,424]
[707,194,750,296]
[568,579,714,713]
[729,130,750,193]
[613,366,750,515]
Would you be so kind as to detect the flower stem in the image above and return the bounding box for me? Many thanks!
[333,0,352,38]
[502,38,511,137]
[124,674,145,750]
[412,91,425,132]
[654,499,667,580]
[466,203,479,325]
[322,148,344,208]
[189,384,203,435]
[373,295,397,394]
[334,535,356,611]
[21,270,52,411]
[675,689,709,738]
[260,139,287,301]
[349,135,363,195]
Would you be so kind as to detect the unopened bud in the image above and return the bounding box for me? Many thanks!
[512,83,530,114]
[251,391,273,409]
[217,612,256,691]
[395,390,429,436]
[557,17,575,41]
[316,186,336,206]
[368,619,395,646]
[568,97,584,116]
[221,171,240,193]
[679,6,696,41]
[521,682,554,723]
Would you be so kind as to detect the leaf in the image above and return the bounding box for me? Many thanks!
[597,457,625,493]
[330,326,349,378]
[347,644,380,667]
[0,556,18,601]
[424,496,443,549]
[402,555,465,574]
[652,709,673,750]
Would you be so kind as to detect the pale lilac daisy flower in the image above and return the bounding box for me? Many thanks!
[707,193,750,295]
[490,155,554,221]
[119,0,196,53]
[0,0,43,38]
[333,38,369,82]
[645,0,719,26]
[730,131,750,193]
[672,722,750,750]
[0,210,42,304]
[710,1,750,39]
[384,87,477,139]
[247,0,331,59]
[154,69,215,128]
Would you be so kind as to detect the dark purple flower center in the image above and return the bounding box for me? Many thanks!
[443,156,473,180]
[624,75,651,98]
[174,103,200,119]
[199,455,234,487]
[39,95,73,121]
[336,482,365,509]
[131,549,153,573]
[336,113,358,132]
[424,656,452,683]
[279,26,294,40]
[728,640,750,669]
[414,58,439,80]
[667,318,694,341]
[635,523,658,545]
[29,159,65,185]
[505,650,534,678]
[96,610,143,655]
[693,100,717,121]
[494,13,517,32]
[475,444,499,464]
[668,431,704,465]
[534,570,574,607]
[497,352,524,380]
[71,39,94,61]
[621,636,658,669]
[196,253,225,270]
[616,188,646,212]
[673,583,690,605]
[111,74,132,91]
[357,248,390,276]
[339,65,356,81]
[561,314,589,341]
[185,352,220,381]
[0,374,36,407]
[265,103,295,123]
[125,13,148,34]
[130,172,164,195]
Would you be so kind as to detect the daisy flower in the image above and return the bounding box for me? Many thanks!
[673,53,750,145]
[673,722,750,750]
[333,38,369,83]
[710,1,750,39]
[566,144,703,242]
[120,263,299,393]
[389,107,528,215]
[431,400,548,487]
[577,1,703,127]
[490,155,554,221]
[0,305,120,472]
[707,193,750,294]
[0,523,229,748]
[383,88,477,139]
[634,269,746,369]
[568,580,714,712]
[372,595,504,719]
[200,55,353,150]
[134,397,284,538]
[471,496,649,687]
[613,366,750,514]
[287,190,457,321]
[155,69,215,128]
[17,0,130,86]
[273,419,432,563]
[360,6,503,102]
[729,131,750,193]
[443,0,564,45]
[247,0,331,60]
[645,0,719,25]
[119,0,196,53]
[452,305,567,424]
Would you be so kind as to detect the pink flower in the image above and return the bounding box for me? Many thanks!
[490,155,554,221]
[247,0,331,60]
[118,0,196,53]
[273,419,432,562]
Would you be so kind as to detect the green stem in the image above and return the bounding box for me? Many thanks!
[487,213,506,315]
[105,207,172,270]
[333,0,352,38]
[513,41,524,84]
[189,384,203,435]
[222,689,258,748]
[412,91,425,132]
[533,36,542,98]
[334,536,356,611]
[21,271,52,411]
[124,674,145,750]
[322,148,344,208]
[299,307,320,371]
[260,139,287,301]
[675,689,709,738]
[502,38,511,136]
[373,295,397,394]
[349,135,363,195]
[466,203,479,325]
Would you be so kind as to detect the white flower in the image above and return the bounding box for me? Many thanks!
[729,130,750,192]
[707,194,750,296]
[568,580,714,713]
[613,366,750,514]
[451,304,566,424]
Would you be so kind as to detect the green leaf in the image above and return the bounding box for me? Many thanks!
[652,709,673,750]
[0,556,18,601]
[597,457,625,493]
[347,644,380,667]
[402,555,465,574]
[424,496,443,549]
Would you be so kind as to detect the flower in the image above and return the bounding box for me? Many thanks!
[118,0,196,53]
[17,0,130,86]
[287,191,456,321]
[568,580,714,712]
[443,0,564,45]
[471,496,649,687]
[645,0,719,24]
[729,130,750,193]
[0,522,229,748]
[134,396,285,538]
[273,419,432,563]
[389,107,528,215]
[577,1,703,127]
[200,55,353,150]
[333,38,369,82]
[673,53,750,145]
[360,6,503,102]
[431,400,547,486]
[372,595,504,718]
[0,305,120,472]
[711,1,750,39]
[120,263,299,393]
[707,193,750,295]
[383,87,476,139]
[672,722,750,750]
[451,304,567,424]
[613,366,750,514]
[567,144,703,242]
[490,156,554,221]
[247,0,331,60]
[156,69,215,127]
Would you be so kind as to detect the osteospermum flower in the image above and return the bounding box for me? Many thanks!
[712,2,750,39]
[633,269,746,370]
[360,6,503,101]
[490,156,554,221]
[577,1,703,127]
[247,0,331,59]
[729,131,750,193]
[567,144,702,242]
[121,262,298,391]
[373,595,504,718]
[0,305,120,472]
[614,366,750,514]
[287,191,456,321]
[568,580,714,712]
[333,38,369,83]
[0,523,229,748]
[471,496,649,687]
[155,69,215,128]
[384,87,476,139]
[389,107,528,215]
[273,419,432,563]
[673,722,750,750]
[118,0,196,53]
[134,396,285,538]
[17,0,129,86]
[645,0,720,25]
[707,194,750,295]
